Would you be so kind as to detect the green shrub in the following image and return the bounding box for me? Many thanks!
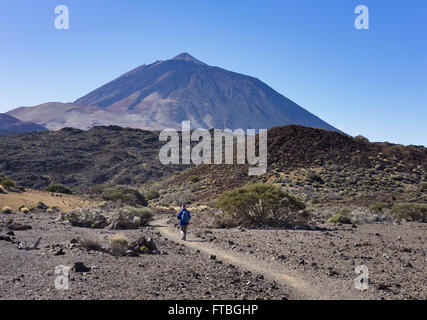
[327,214,352,224]
[102,185,147,206]
[215,183,307,228]
[124,206,153,226]
[44,183,72,194]
[390,174,404,181]
[306,171,324,183]
[139,245,148,253]
[189,176,200,183]
[354,135,369,143]
[0,178,15,189]
[419,182,427,192]
[37,202,48,211]
[391,203,427,222]
[369,202,391,213]
[146,190,160,201]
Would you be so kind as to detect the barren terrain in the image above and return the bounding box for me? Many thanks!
[0,211,293,300]
[1,208,425,300]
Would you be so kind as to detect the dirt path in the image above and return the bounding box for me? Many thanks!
[152,217,360,300]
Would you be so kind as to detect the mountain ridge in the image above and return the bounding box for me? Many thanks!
[0,113,47,135]
[0,124,424,193]
[8,53,340,132]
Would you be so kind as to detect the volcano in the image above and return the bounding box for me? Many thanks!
[8,53,340,132]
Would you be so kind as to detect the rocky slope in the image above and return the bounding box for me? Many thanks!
[0,124,425,205]
[152,125,427,205]
[0,126,186,189]
[0,114,47,136]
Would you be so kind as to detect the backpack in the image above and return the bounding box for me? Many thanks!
[180,209,190,224]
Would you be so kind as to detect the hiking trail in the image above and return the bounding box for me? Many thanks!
[152,217,359,300]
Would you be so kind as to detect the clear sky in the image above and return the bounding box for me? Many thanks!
[1,0,426,145]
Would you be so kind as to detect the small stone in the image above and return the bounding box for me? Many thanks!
[54,248,65,256]
[377,283,389,290]
[327,267,339,276]
[37,202,48,211]
[8,222,32,231]
[126,250,138,257]
[73,262,91,273]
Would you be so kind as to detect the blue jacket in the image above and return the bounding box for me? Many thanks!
[177,209,191,226]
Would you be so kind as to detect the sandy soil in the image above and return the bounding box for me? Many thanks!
[0,190,99,212]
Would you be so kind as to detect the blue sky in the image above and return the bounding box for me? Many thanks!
[1,0,426,145]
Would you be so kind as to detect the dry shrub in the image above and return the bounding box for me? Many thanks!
[109,210,135,229]
[160,190,195,206]
[124,206,153,225]
[2,206,12,214]
[61,206,108,228]
[109,233,129,255]
[20,207,29,213]
[62,204,152,230]
[79,238,103,251]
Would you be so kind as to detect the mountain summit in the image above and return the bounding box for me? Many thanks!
[8,53,340,132]
[172,52,207,65]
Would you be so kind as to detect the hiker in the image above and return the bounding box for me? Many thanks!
[177,204,191,241]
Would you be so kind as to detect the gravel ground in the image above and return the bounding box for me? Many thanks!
[0,212,292,300]
[189,219,426,300]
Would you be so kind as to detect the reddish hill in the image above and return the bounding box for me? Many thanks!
[158,125,427,203]
[265,125,426,171]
